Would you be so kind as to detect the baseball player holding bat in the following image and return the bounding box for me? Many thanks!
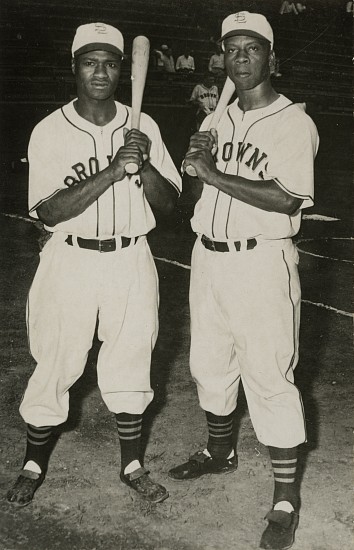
[7,22,181,507]
[169,12,319,550]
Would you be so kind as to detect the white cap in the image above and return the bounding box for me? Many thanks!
[219,12,274,49]
[161,44,169,50]
[71,22,124,58]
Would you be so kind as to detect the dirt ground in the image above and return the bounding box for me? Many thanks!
[0,174,353,550]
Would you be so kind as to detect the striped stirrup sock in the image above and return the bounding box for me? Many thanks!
[268,446,299,509]
[115,413,143,473]
[206,410,234,460]
[24,424,53,473]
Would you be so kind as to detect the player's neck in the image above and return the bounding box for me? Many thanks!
[237,82,279,113]
[74,97,117,126]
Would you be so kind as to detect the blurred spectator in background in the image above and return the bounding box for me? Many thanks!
[296,2,307,13]
[279,1,299,15]
[188,73,219,130]
[152,44,169,72]
[161,47,176,74]
[176,48,195,74]
[208,44,225,75]
[343,1,353,27]
[273,57,282,77]
[208,44,226,93]
[153,45,176,77]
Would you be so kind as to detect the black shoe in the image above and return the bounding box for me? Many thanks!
[7,469,45,507]
[260,508,299,550]
[168,450,238,481]
[120,467,169,503]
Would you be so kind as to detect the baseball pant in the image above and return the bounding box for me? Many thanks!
[189,237,306,448]
[20,233,158,426]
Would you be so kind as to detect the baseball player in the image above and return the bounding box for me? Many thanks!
[7,22,181,507]
[188,73,219,130]
[169,12,319,550]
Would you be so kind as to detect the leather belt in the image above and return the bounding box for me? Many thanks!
[201,234,257,252]
[65,235,139,252]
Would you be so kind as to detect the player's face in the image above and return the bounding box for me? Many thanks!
[73,50,122,101]
[224,36,272,91]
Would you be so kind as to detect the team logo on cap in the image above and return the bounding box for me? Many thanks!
[234,12,247,23]
[94,23,109,35]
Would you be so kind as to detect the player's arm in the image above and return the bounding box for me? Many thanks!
[184,132,302,215]
[36,143,144,227]
[124,128,178,214]
[140,161,178,213]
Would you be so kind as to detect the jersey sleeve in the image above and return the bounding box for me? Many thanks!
[190,85,200,102]
[27,117,66,219]
[199,112,214,131]
[267,108,319,209]
[140,113,182,195]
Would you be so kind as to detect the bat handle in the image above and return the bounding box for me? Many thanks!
[182,140,217,178]
[184,164,197,177]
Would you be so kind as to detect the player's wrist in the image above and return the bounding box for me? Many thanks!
[104,164,125,183]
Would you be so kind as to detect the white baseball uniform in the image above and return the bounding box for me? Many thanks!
[190,84,219,116]
[189,95,319,447]
[20,100,181,427]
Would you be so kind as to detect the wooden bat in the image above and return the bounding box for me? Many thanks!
[184,76,236,177]
[125,35,150,175]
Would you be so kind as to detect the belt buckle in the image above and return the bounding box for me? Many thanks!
[99,239,116,253]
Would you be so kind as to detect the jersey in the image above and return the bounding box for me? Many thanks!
[28,100,181,238]
[191,94,319,241]
[190,84,219,115]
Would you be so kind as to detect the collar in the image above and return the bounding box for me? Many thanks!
[62,100,128,134]
[231,94,293,120]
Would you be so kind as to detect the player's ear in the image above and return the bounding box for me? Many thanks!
[71,57,76,76]
[269,50,276,74]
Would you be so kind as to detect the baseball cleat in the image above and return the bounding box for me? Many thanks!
[260,509,299,550]
[168,450,238,480]
[120,467,169,503]
[6,469,45,507]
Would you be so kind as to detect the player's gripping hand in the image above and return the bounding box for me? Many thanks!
[123,128,151,163]
[108,143,144,181]
[188,128,218,155]
[184,146,217,184]
[183,129,218,180]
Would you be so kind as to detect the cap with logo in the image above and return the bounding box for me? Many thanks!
[71,22,124,58]
[219,11,274,49]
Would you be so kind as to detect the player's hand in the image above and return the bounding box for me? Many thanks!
[123,128,151,162]
[183,147,217,183]
[188,129,218,155]
[109,144,144,181]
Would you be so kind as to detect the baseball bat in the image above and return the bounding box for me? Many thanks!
[125,35,150,175]
[184,76,236,177]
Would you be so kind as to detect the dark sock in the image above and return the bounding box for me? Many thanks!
[206,410,234,460]
[115,413,142,473]
[268,446,299,509]
[23,424,53,473]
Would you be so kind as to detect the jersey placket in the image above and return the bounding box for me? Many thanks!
[95,126,115,237]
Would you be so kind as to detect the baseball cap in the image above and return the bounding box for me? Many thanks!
[72,22,124,58]
[161,44,169,50]
[219,12,274,49]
